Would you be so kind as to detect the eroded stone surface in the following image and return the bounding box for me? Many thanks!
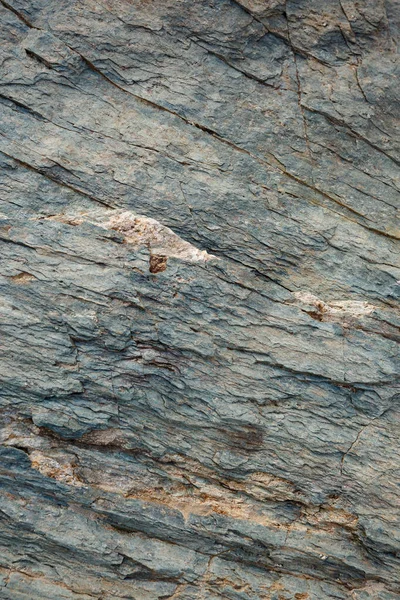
[0,0,399,598]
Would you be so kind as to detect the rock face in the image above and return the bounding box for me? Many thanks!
[0,0,399,598]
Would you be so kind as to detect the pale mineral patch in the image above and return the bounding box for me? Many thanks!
[106,211,214,262]
[29,450,84,487]
[294,291,376,319]
[42,209,214,263]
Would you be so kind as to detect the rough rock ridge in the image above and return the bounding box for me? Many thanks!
[0,0,399,598]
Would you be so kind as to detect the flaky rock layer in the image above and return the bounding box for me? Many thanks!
[0,0,399,598]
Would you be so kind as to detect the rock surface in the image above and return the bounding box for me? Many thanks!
[0,0,399,598]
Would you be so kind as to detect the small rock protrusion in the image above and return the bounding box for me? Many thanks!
[149,254,168,274]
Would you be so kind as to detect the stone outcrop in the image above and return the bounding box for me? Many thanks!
[0,0,399,598]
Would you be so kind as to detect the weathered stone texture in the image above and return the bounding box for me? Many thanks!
[0,0,399,598]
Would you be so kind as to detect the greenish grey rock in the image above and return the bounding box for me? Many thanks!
[0,0,399,598]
